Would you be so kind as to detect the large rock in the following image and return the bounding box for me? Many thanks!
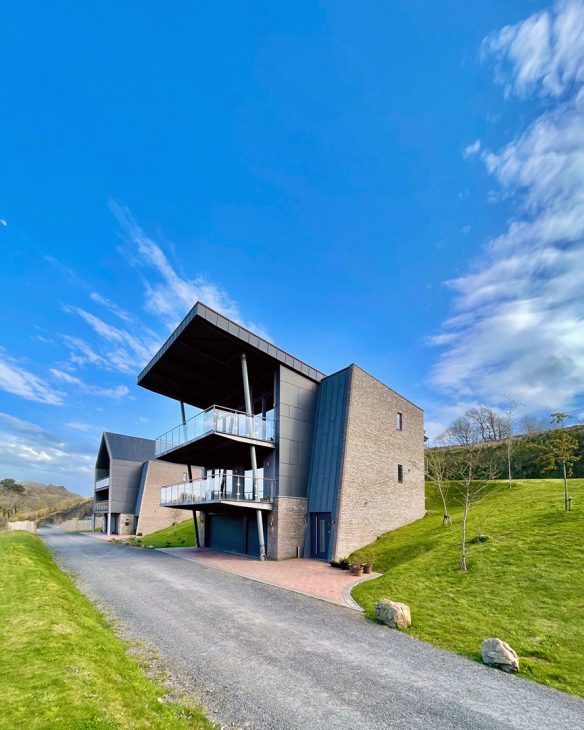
[481,638,519,673]
[375,599,411,628]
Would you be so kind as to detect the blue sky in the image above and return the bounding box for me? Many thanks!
[1,1,583,494]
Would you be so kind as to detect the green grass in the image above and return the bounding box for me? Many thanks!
[350,479,584,698]
[138,519,196,548]
[0,530,211,729]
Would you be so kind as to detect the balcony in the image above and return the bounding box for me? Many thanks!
[94,500,109,512]
[160,473,275,509]
[95,476,110,490]
[155,405,275,463]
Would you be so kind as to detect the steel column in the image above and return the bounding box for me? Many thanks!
[241,353,266,560]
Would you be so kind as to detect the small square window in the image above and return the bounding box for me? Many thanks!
[396,412,403,430]
[397,464,404,483]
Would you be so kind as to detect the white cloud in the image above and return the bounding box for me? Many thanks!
[483,0,584,98]
[429,0,584,412]
[65,421,92,432]
[0,412,93,488]
[49,369,129,399]
[110,201,269,337]
[463,139,481,158]
[0,352,63,405]
[90,292,135,324]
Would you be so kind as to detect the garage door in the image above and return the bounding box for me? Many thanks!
[207,513,245,555]
[207,512,267,557]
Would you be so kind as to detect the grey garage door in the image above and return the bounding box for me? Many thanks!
[207,512,267,557]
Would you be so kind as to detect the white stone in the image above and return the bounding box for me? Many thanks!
[375,599,411,628]
[481,638,519,673]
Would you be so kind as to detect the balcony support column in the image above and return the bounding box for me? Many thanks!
[180,401,193,482]
[241,353,266,560]
[192,510,200,548]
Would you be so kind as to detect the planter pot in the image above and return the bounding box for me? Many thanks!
[351,565,363,577]
[362,563,373,574]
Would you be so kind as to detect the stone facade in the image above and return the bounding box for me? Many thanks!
[135,460,198,536]
[267,496,308,560]
[333,365,425,558]
[117,512,136,536]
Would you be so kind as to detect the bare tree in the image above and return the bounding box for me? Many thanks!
[503,398,521,488]
[467,406,508,442]
[519,415,548,435]
[443,415,477,446]
[451,447,496,571]
[425,447,452,526]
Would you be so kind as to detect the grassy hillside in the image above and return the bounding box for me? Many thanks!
[350,479,584,698]
[0,479,86,526]
[137,518,196,548]
[0,530,210,729]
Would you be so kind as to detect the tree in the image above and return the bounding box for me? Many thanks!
[451,446,496,571]
[503,399,521,489]
[529,431,580,511]
[467,406,508,442]
[550,412,571,427]
[519,415,548,435]
[443,415,476,446]
[425,447,452,526]
[0,478,25,521]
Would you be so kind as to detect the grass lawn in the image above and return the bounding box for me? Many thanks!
[0,530,211,729]
[350,479,584,698]
[138,518,196,548]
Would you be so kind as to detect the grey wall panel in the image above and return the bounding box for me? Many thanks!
[306,367,352,515]
[110,459,145,513]
[276,365,318,498]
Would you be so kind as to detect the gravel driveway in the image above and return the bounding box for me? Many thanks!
[41,529,584,730]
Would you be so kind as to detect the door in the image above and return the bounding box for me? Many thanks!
[310,512,331,560]
[207,513,245,554]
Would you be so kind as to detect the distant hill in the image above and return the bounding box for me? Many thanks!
[0,480,87,525]
[429,424,584,479]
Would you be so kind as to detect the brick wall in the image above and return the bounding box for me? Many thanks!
[268,496,307,559]
[333,365,425,558]
[135,460,199,536]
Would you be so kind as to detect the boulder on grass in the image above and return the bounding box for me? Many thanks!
[481,638,519,673]
[375,599,411,628]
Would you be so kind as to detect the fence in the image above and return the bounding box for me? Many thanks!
[7,521,37,534]
[57,518,94,532]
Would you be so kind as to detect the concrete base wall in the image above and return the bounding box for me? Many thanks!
[117,513,135,535]
[135,460,198,536]
[267,496,307,560]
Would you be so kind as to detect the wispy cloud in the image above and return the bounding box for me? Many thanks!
[49,369,129,399]
[89,292,135,324]
[483,0,584,98]
[110,201,269,337]
[463,139,481,158]
[0,352,63,405]
[429,0,584,412]
[0,412,93,485]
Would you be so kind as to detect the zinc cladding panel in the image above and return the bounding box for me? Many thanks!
[306,368,352,514]
[110,460,144,513]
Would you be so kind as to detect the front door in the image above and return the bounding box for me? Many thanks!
[310,512,331,560]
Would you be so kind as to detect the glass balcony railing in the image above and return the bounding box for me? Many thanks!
[156,405,275,456]
[95,476,110,490]
[94,500,109,512]
[160,474,276,506]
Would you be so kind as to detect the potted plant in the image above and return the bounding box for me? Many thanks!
[350,563,364,577]
[360,553,373,574]
[338,557,350,570]
[329,558,340,568]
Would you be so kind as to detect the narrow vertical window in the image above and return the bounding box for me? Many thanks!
[396,412,403,430]
[397,464,404,483]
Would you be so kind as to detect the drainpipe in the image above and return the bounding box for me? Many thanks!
[241,353,266,560]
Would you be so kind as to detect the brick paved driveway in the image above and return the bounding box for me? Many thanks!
[159,547,379,608]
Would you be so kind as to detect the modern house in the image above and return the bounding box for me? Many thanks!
[136,302,425,560]
[93,432,195,536]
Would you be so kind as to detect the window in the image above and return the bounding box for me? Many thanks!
[396,412,403,430]
[397,464,404,483]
